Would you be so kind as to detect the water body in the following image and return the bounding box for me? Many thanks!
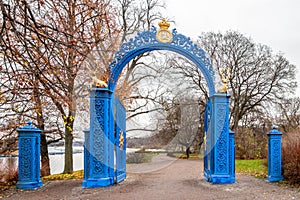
[0,147,140,175]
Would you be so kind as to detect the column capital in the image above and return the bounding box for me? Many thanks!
[268,126,282,136]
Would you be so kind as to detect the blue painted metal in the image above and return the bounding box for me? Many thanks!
[83,25,236,187]
[82,88,114,188]
[206,93,234,184]
[229,129,235,183]
[113,95,126,183]
[16,121,42,190]
[204,98,212,180]
[108,27,216,97]
[267,126,283,182]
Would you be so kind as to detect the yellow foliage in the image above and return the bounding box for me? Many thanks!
[42,170,84,181]
[66,126,73,133]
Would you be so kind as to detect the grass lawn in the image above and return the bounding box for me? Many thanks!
[235,159,268,179]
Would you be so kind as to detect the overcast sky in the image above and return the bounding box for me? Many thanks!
[164,0,300,95]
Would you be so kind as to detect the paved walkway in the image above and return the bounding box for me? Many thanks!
[3,155,300,200]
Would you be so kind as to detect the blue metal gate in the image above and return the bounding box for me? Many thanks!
[204,98,212,180]
[114,95,126,183]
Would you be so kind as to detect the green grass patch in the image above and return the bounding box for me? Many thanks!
[42,170,84,181]
[235,159,267,178]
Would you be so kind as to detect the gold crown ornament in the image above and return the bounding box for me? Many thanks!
[156,18,173,43]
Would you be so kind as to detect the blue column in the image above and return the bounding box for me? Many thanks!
[229,129,235,183]
[204,99,212,181]
[267,126,283,182]
[82,88,114,188]
[16,121,42,190]
[209,93,234,184]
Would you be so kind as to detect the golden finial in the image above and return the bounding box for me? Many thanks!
[217,67,231,93]
[156,18,172,43]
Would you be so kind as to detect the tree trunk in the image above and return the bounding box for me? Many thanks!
[186,146,190,159]
[63,125,73,174]
[63,114,74,174]
[33,76,50,176]
[40,133,50,176]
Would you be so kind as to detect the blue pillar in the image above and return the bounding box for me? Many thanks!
[267,126,283,182]
[209,93,234,184]
[229,129,235,183]
[204,98,212,181]
[82,88,114,188]
[16,121,42,190]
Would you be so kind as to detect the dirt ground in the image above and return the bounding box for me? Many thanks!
[2,154,300,200]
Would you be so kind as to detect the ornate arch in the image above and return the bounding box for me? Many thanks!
[108,23,216,96]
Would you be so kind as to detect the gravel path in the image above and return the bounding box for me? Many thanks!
[2,155,300,200]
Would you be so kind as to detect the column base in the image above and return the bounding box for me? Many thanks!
[82,177,113,188]
[204,169,211,181]
[116,173,126,183]
[209,174,235,184]
[267,175,283,182]
[16,180,43,190]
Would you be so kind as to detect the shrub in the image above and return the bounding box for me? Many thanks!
[235,127,268,159]
[282,129,300,185]
[0,157,18,191]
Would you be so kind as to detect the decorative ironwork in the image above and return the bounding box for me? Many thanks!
[267,126,283,182]
[16,121,42,190]
[272,140,281,174]
[93,99,105,175]
[85,22,238,187]
[19,138,32,180]
[82,88,113,188]
[215,104,228,174]
[108,22,216,96]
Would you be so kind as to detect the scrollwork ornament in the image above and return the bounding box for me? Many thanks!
[109,19,216,95]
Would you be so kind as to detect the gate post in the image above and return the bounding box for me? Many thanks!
[204,98,212,181]
[267,126,283,182]
[16,121,42,190]
[209,93,234,184]
[82,87,114,188]
[229,129,235,183]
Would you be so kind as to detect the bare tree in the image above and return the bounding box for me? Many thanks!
[197,31,297,131]
[0,0,167,175]
[276,97,300,132]
[0,0,120,174]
